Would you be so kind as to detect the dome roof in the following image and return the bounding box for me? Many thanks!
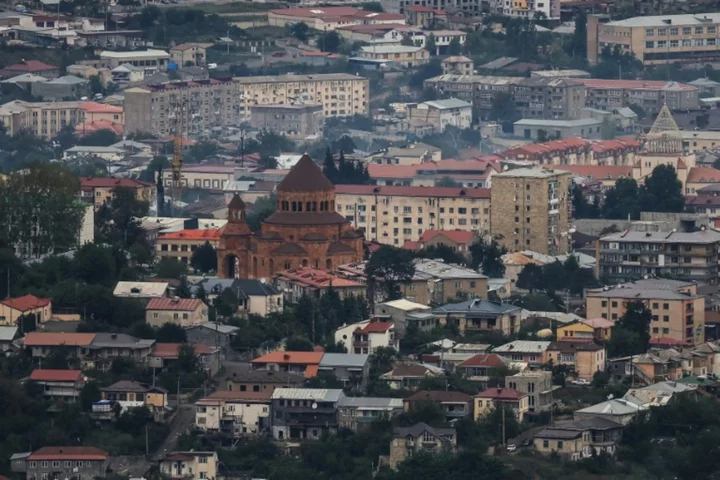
[277,154,334,192]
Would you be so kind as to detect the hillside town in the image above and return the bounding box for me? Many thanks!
[5,0,720,479]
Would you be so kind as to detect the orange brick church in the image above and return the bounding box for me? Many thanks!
[217,154,365,279]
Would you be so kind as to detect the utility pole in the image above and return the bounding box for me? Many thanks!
[501,404,506,447]
[145,423,149,456]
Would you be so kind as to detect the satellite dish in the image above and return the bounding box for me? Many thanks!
[311,402,318,410]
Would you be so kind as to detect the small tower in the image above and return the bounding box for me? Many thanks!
[643,104,683,154]
[217,194,252,278]
[156,167,165,217]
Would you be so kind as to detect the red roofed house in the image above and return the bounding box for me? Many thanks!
[0,294,52,326]
[155,229,221,264]
[169,42,213,67]
[23,332,97,360]
[29,369,87,401]
[414,229,479,257]
[473,387,529,421]
[148,343,220,375]
[352,319,397,354]
[79,176,155,211]
[273,266,366,303]
[0,60,59,79]
[250,351,324,378]
[75,119,124,138]
[25,447,109,480]
[145,298,208,328]
[455,353,509,387]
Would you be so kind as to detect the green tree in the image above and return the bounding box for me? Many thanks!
[155,322,187,342]
[537,129,549,143]
[190,241,217,273]
[447,36,462,55]
[601,117,617,139]
[322,147,339,184]
[601,177,641,220]
[366,246,416,302]
[425,34,437,55]
[515,264,544,292]
[291,22,309,42]
[319,31,342,53]
[246,193,276,232]
[80,382,101,411]
[542,260,568,291]
[285,335,315,351]
[0,164,85,260]
[469,240,506,278]
[572,186,599,219]
[214,287,239,318]
[415,245,465,265]
[362,2,384,11]
[628,103,647,119]
[570,9,587,57]
[607,301,652,357]
[639,164,685,213]
[156,258,187,279]
[78,129,121,147]
[489,92,519,124]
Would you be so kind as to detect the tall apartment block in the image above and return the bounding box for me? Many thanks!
[490,167,572,255]
[124,74,370,136]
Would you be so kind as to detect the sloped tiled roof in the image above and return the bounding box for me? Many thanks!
[1,294,50,311]
[251,351,324,365]
[277,154,334,192]
[29,369,84,382]
[28,447,108,461]
[474,387,526,400]
[419,229,475,244]
[457,353,506,368]
[24,332,96,347]
[146,298,204,311]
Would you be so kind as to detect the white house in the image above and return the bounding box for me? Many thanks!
[195,391,272,436]
[335,318,399,354]
[407,98,473,132]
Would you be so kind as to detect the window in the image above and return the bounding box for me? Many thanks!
[200,474,207,479]
[696,26,704,34]
[645,28,654,36]
[65,462,72,467]
[658,28,666,36]
[646,41,654,48]
[653,327,659,334]
[670,27,678,35]
[652,303,659,309]
[52,462,60,468]
[611,301,617,308]
[601,301,607,307]
[663,303,669,310]
[543,440,549,448]
[663,328,669,334]
[710,26,717,34]
[29,462,37,469]
[683,27,691,34]
[557,441,564,448]
[663,316,669,322]
[199,457,208,464]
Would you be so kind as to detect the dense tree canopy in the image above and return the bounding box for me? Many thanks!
[366,246,416,302]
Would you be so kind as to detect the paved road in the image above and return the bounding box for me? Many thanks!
[153,405,195,460]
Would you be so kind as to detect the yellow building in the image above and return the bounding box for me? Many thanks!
[558,321,595,341]
[0,294,51,326]
[155,229,221,264]
[546,341,606,381]
[358,45,430,68]
[586,278,705,345]
[334,184,491,246]
[474,387,529,422]
[145,298,209,328]
[170,42,212,67]
[159,451,218,480]
[100,380,168,411]
[161,165,236,191]
[587,12,720,66]
[581,317,615,341]
[80,177,155,211]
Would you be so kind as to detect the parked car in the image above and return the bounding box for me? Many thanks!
[571,378,591,386]
[506,444,517,452]
[521,439,533,447]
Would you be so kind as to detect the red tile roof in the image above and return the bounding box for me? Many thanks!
[5,60,57,73]
[146,298,205,311]
[81,177,153,189]
[278,154,334,192]
[582,318,615,329]
[686,195,720,207]
[402,240,421,251]
[407,5,446,13]
[591,137,641,154]
[80,101,123,114]
[336,23,410,33]
[686,167,720,183]
[30,369,84,382]
[474,387,526,400]
[152,343,216,358]
[75,120,124,137]
[28,447,108,461]
[546,165,633,180]
[458,353,506,368]
[24,332,96,347]
[251,351,324,365]
[1,294,50,312]
[360,321,393,333]
[274,267,364,289]
[419,229,475,244]
[157,229,221,241]
[335,185,491,199]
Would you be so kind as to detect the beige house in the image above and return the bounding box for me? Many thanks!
[490,167,572,255]
[365,144,441,166]
[474,387,529,421]
[407,98,472,132]
[586,278,705,345]
[80,177,155,211]
[0,100,122,139]
[434,298,521,336]
[441,55,473,75]
[0,294,52,325]
[155,229,221,264]
[146,298,208,327]
[546,341,606,381]
[170,43,212,67]
[334,184,491,246]
[99,49,170,72]
[587,12,720,66]
[534,418,624,461]
[388,423,456,470]
[195,390,272,436]
[159,452,218,480]
[358,45,430,68]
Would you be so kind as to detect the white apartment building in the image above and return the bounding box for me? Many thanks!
[195,391,271,436]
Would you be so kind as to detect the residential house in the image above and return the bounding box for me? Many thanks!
[79,177,154,212]
[195,390,272,436]
[379,362,444,390]
[192,278,283,317]
[413,259,489,304]
[0,325,19,354]
[113,281,169,300]
[0,294,52,326]
[608,350,685,385]
[29,369,87,401]
[351,321,398,354]
[250,351,324,378]
[145,298,208,328]
[169,42,212,67]
[581,317,615,341]
[86,333,156,369]
[374,299,436,336]
[100,380,168,413]
[546,341,606,381]
[692,341,720,375]
[407,98,473,133]
[558,322,596,341]
[410,230,478,258]
[0,60,59,79]
[506,370,556,413]
[434,298,522,336]
[185,322,239,353]
[24,447,109,480]
[358,45,430,68]
[273,267,366,303]
[225,368,305,394]
[337,396,404,431]
[23,332,96,360]
[455,353,509,388]
[573,398,645,425]
[270,388,345,440]
[493,340,551,367]
[534,417,624,461]
[388,423,456,470]
[148,343,221,376]
[623,380,697,408]
[474,387,529,421]
[403,390,473,421]
[158,451,218,480]
[318,353,370,390]
[441,55,473,75]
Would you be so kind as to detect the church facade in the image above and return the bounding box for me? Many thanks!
[217,154,365,279]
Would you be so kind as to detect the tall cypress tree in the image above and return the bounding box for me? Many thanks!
[322,147,338,184]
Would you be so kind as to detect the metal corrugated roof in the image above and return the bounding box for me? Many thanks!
[271,388,344,402]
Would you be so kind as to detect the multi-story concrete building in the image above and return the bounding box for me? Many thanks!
[490,167,572,255]
[249,103,323,139]
[270,388,345,440]
[406,98,472,131]
[268,7,405,30]
[195,390,272,436]
[506,370,555,412]
[382,0,482,15]
[24,447,109,480]
[155,229,221,264]
[337,396,404,431]
[596,229,720,285]
[501,137,640,166]
[441,55,473,75]
[574,78,699,114]
[99,49,170,73]
[546,341,606,381]
[334,184,491,245]
[587,13,720,66]
[358,45,430,68]
[514,118,603,140]
[434,298,522,335]
[585,278,705,345]
[0,100,122,138]
[79,177,155,211]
